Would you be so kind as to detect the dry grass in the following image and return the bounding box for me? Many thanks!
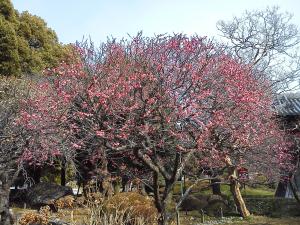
[18,206,51,225]
[13,207,300,225]
[13,192,158,225]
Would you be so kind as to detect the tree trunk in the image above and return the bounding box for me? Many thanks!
[100,156,113,197]
[155,178,175,225]
[230,179,250,217]
[152,171,169,225]
[102,177,113,197]
[134,150,191,225]
[61,157,66,186]
[157,189,173,225]
[289,180,300,205]
[158,206,167,225]
[113,177,121,194]
[224,156,250,218]
[211,178,221,195]
[0,172,14,225]
[274,180,287,197]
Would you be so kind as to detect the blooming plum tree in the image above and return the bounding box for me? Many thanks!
[19,34,291,224]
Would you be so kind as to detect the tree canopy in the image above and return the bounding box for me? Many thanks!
[17,34,291,224]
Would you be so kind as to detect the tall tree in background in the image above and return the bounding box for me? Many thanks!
[0,16,20,76]
[0,0,69,77]
[16,11,69,74]
[217,6,300,92]
[0,0,17,23]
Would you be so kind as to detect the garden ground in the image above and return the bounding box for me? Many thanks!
[12,207,300,225]
[11,181,300,224]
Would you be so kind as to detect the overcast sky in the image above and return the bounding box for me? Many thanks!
[12,0,300,45]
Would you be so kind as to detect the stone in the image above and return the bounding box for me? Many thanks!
[206,195,229,217]
[26,182,73,208]
[208,194,227,203]
[49,219,70,225]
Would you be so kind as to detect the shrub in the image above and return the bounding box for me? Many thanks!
[53,195,75,210]
[19,206,50,225]
[104,192,158,223]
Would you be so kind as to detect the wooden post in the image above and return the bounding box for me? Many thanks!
[200,209,205,223]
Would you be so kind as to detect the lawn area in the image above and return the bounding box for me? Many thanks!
[177,213,300,225]
[173,180,275,198]
[220,215,300,225]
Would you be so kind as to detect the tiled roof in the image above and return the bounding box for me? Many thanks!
[274,93,300,116]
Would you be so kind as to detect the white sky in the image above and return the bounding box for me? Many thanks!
[11,0,300,45]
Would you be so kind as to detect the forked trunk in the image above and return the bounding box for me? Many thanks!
[152,172,171,225]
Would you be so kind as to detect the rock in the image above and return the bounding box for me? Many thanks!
[49,219,70,225]
[9,188,28,203]
[26,182,73,208]
[208,194,226,203]
[205,195,229,217]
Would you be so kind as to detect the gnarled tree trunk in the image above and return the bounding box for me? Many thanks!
[224,156,250,218]
[0,172,14,225]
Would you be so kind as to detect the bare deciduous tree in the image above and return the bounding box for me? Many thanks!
[217,6,300,92]
[0,77,29,225]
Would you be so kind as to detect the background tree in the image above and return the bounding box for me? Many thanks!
[217,6,300,92]
[0,0,70,77]
[0,17,20,76]
[16,11,69,74]
[0,77,29,225]
[0,0,17,23]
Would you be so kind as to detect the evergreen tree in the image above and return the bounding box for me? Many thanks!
[0,17,20,76]
[0,0,69,76]
[0,0,17,23]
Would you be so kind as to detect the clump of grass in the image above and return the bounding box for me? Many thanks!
[82,192,158,225]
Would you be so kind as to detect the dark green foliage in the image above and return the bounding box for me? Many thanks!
[0,0,17,23]
[17,11,67,73]
[0,0,69,77]
[0,17,20,76]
